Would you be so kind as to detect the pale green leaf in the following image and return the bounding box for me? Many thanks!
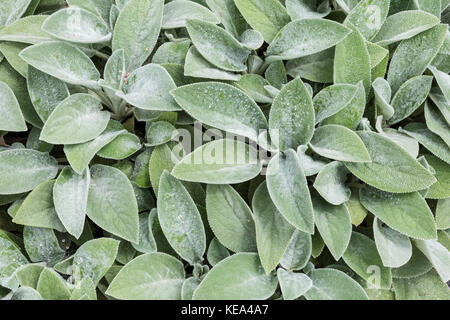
[0,81,26,132]
[162,0,219,29]
[277,269,312,300]
[313,162,351,205]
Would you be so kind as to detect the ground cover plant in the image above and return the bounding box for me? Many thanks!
[0,0,449,301]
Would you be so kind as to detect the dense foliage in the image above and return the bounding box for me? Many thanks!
[0,0,449,300]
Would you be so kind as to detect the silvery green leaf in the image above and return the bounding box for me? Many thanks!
[286,0,331,20]
[425,155,450,199]
[334,29,371,97]
[23,226,64,266]
[367,41,389,70]
[393,270,450,300]
[64,121,127,174]
[0,232,28,289]
[0,0,32,25]
[106,253,185,300]
[429,66,450,103]
[313,84,359,124]
[304,268,369,300]
[0,16,53,44]
[118,63,181,111]
[345,131,437,193]
[132,212,157,254]
[130,148,151,188]
[312,193,352,260]
[149,144,175,194]
[162,0,220,29]
[36,268,71,300]
[0,149,58,195]
[335,0,359,13]
[373,10,440,46]
[184,46,241,81]
[104,49,125,90]
[181,277,201,300]
[72,238,119,285]
[112,0,163,71]
[152,40,191,65]
[401,123,450,165]
[11,287,42,300]
[97,131,142,160]
[206,184,256,253]
[186,19,250,72]
[70,276,96,300]
[388,75,432,125]
[27,66,70,122]
[378,128,419,158]
[373,218,412,268]
[425,102,450,147]
[436,199,450,230]
[415,239,450,283]
[277,269,312,300]
[19,41,100,88]
[265,60,287,90]
[171,82,267,142]
[412,0,441,17]
[234,0,290,43]
[310,125,371,163]
[0,42,29,77]
[266,19,351,60]
[313,162,351,205]
[321,82,366,129]
[157,171,206,265]
[286,48,334,83]
[342,232,392,289]
[239,29,264,50]
[344,0,389,40]
[42,7,111,44]
[280,230,311,271]
[207,237,230,266]
[296,145,328,177]
[13,180,64,231]
[372,77,394,120]
[145,121,177,147]
[266,150,314,234]
[40,94,110,145]
[429,90,450,125]
[53,167,90,239]
[269,78,315,151]
[66,0,113,27]
[0,81,26,132]
[206,0,248,39]
[87,164,139,243]
[234,74,272,103]
[252,182,295,273]
[360,185,437,240]
[387,24,446,93]
[193,253,278,300]
[392,246,433,279]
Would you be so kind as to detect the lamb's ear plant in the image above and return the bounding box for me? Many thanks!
[0,0,449,301]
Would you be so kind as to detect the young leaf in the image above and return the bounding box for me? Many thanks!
[43,7,112,44]
[162,0,220,29]
[157,171,206,265]
[342,232,392,289]
[172,139,262,184]
[36,268,71,300]
[112,0,164,71]
[429,66,450,103]
[186,19,250,72]
[87,164,139,243]
[285,0,331,20]
[206,184,257,253]
[280,230,312,271]
[313,84,359,124]
[373,218,412,268]
[171,82,267,142]
[233,0,291,43]
[66,0,113,27]
[344,0,389,40]
[305,268,369,300]
[106,253,185,300]
[0,81,26,132]
[266,150,314,234]
[266,19,351,60]
[40,94,110,145]
[53,166,90,239]
[345,131,437,193]
[277,269,312,300]
[312,193,352,260]
[269,78,315,151]
[313,162,351,206]
[193,253,278,300]
[23,226,65,266]
[372,77,394,119]
[19,41,100,88]
[360,185,437,240]
[252,182,295,273]
[207,237,230,266]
